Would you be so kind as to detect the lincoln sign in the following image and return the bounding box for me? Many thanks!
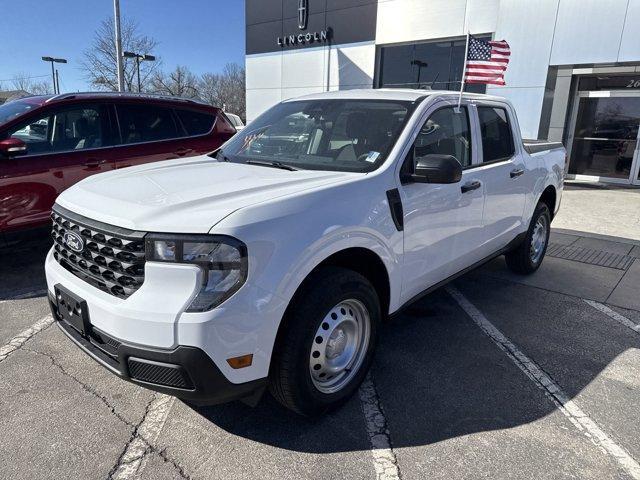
[277,28,332,47]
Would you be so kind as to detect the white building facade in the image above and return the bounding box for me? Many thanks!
[246,0,640,185]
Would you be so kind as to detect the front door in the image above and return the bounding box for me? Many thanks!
[398,103,485,304]
[567,90,640,185]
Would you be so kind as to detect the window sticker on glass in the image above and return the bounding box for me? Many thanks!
[364,151,380,163]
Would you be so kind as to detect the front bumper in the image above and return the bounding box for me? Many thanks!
[49,292,266,405]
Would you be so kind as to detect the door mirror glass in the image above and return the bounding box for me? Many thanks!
[405,154,463,184]
[0,138,28,157]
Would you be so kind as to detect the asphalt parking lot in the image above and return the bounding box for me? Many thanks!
[2,192,640,479]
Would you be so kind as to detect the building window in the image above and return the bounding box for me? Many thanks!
[377,37,490,93]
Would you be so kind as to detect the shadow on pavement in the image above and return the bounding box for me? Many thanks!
[190,284,638,453]
[0,237,50,300]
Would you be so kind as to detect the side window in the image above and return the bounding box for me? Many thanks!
[176,109,216,136]
[8,106,107,155]
[477,107,515,162]
[117,104,179,144]
[412,106,472,167]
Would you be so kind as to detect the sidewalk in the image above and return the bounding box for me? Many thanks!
[479,184,640,312]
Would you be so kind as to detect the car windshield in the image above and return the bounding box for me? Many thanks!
[0,99,39,125]
[216,99,418,172]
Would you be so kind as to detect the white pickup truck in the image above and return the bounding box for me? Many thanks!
[45,89,565,415]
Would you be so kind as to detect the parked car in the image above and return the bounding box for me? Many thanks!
[45,89,565,415]
[0,92,236,247]
[225,112,245,131]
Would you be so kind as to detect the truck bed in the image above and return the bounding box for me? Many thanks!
[522,139,564,155]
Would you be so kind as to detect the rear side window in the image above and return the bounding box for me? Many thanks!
[176,109,216,136]
[477,107,515,162]
[117,104,179,144]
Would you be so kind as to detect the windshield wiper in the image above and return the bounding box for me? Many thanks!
[245,160,299,171]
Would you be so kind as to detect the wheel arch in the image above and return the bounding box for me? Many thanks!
[538,185,557,219]
[269,247,391,375]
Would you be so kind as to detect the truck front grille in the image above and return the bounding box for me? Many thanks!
[51,206,146,299]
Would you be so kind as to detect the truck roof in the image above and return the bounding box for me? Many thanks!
[285,88,508,103]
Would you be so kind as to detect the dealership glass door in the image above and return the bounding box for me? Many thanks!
[567,90,640,184]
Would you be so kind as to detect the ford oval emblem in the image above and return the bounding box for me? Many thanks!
[63,231,85,253]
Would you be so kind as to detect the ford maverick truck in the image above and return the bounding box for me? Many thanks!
[45,89,565,415]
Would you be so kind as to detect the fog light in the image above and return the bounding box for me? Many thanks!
[226,354,253,369]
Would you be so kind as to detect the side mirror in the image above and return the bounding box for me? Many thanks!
[403,154,462,184]
[0,138,28,158]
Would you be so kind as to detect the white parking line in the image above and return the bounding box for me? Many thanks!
[584,300,640,334]
[0,315,54,363]
[446,285,640,480]
[111,394,175,480]
[359,374,401,480]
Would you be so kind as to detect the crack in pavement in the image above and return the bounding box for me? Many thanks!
[0,315,54,363]
[19,346,186,479]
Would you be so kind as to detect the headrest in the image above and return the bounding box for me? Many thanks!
[346,111,368,139]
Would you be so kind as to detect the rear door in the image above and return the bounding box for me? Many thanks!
[0,103,114,234]
[469,104,528,250]
[113,103,187,169]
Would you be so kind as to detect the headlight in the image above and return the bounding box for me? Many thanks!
[145,234,248,312]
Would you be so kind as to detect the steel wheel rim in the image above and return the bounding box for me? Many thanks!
[530,215,548,264]
[309,299,371,394]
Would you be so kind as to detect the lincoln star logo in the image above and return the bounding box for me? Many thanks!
[63,231,84,253]
[298,0,308,30]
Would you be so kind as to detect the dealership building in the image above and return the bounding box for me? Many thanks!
[245,0,640,185]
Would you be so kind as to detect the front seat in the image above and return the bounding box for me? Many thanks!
[74,117,98,150]
[336,112,371,162]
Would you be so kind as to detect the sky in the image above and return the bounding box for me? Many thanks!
[0,0,246,93]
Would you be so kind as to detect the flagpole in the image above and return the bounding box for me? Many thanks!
[457,30,470,110]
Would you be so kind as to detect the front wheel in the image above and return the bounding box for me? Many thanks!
[269,267,380,416]
[505,202,551,274]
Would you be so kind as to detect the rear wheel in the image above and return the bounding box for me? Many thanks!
[505,202,551,274]
[269,267,380,416]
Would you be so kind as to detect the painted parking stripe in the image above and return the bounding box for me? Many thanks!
[111,394,175,480]
[584,300,640,334]
[0,315,54,363]
[359,374,401,480]
[446,285,640,480]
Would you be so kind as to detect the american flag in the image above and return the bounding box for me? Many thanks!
[464,36,511,86]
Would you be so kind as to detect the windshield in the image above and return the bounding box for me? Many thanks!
[0,99,39,126]
[216,99,418,172]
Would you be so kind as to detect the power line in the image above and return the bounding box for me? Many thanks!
[0,74,50,83]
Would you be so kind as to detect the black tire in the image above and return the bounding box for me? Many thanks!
[505,202,551,274]
[269,266,380,416]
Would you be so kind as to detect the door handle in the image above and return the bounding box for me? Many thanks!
[83,159,106,169]
[174,147,191,156]
[510,168,524,178]
[461,180,481,193]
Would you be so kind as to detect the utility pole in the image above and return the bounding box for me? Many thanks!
[114,0,125,92]
[55,70,60,94]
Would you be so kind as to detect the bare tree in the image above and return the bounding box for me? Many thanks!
[81,17,159,92]
[198,63,246,120]
[10,73,53,95]
[149,65,200,98]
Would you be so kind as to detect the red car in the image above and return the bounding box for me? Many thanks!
[0,92,235,246]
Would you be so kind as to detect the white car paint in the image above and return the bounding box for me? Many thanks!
[45,89,565,388]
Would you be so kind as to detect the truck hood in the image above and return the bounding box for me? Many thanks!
[57,156,357,233]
